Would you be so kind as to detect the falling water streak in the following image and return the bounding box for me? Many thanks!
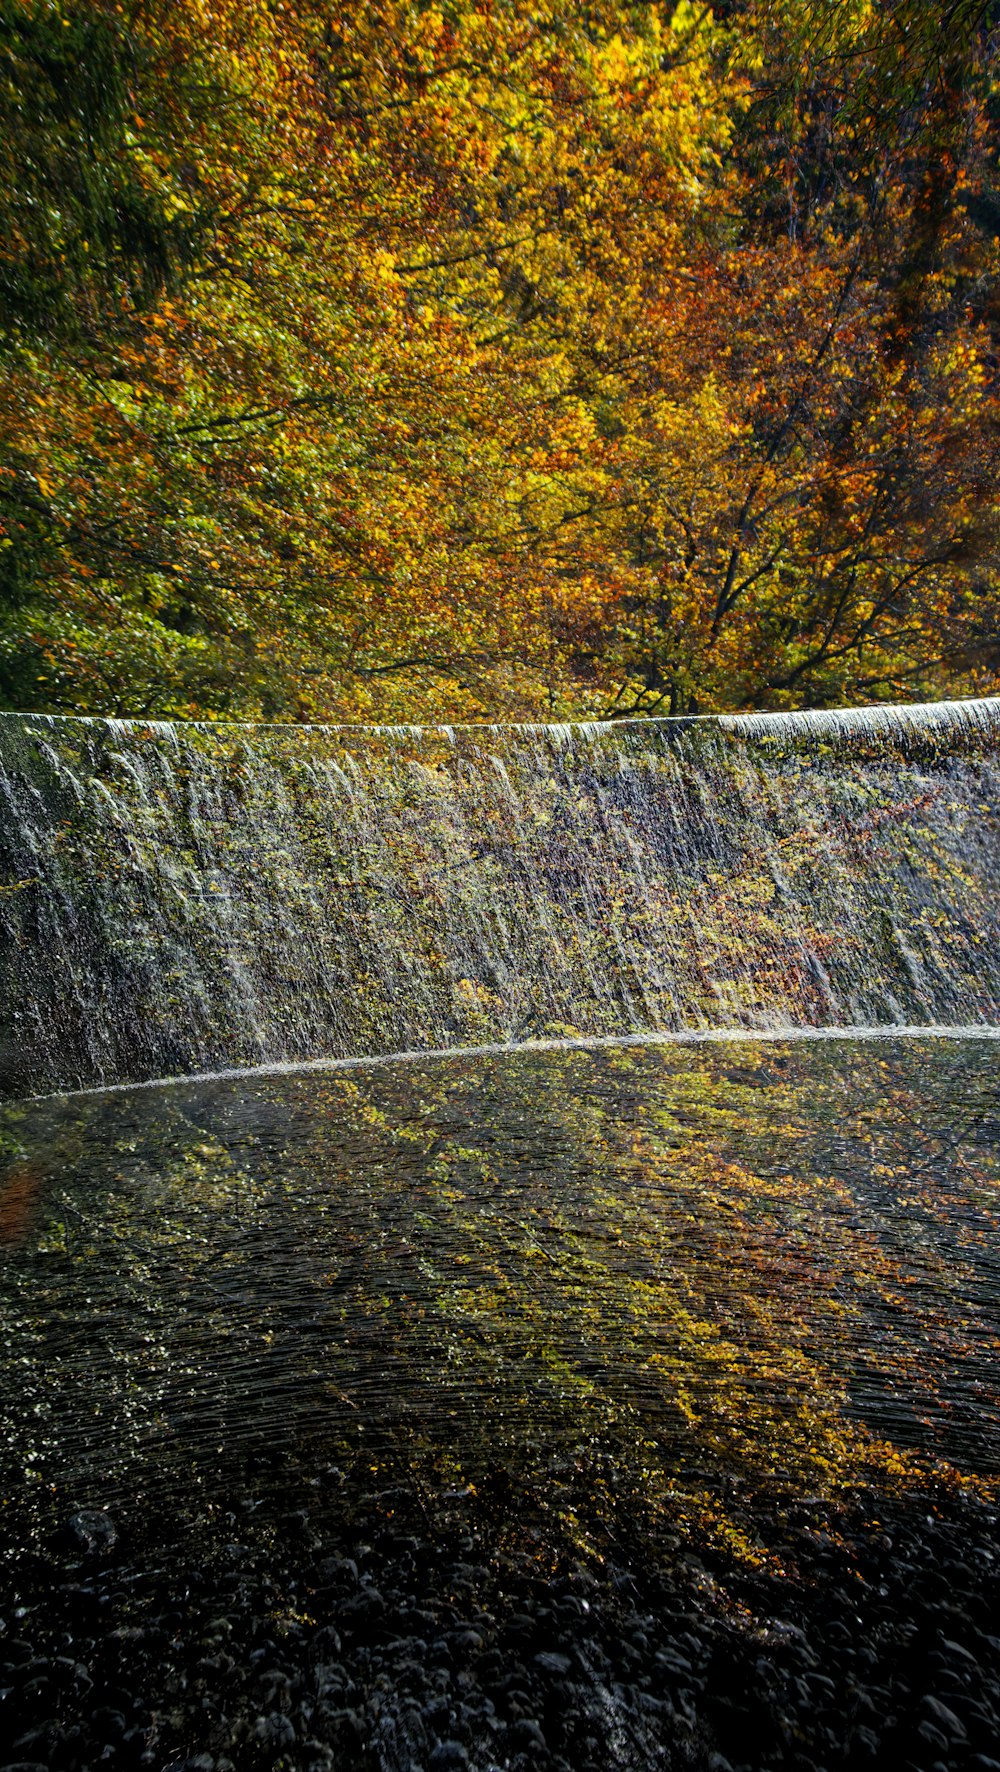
[2,696,1000,1096]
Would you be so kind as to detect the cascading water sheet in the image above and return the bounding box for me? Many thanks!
[2,696,999,1096]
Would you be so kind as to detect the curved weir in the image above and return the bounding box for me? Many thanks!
[3,695,1000,1096]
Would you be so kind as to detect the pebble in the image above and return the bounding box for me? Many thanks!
[0,1484,998,1772]
[534,1652,571,1676]
[427,1745,470,1770]
[252,1712,296,1750]
[510,1717,548,1752]
[65,1510,117,1555]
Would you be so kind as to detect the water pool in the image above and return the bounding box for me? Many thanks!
[2,1036,999,1770]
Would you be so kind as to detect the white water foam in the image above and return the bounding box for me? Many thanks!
[23,1022,1000,1106]
[4,691,1000,741]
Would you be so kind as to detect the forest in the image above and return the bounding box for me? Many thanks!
[1,0,1000,724]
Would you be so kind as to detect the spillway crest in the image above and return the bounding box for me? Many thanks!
[2,698,1000,1096]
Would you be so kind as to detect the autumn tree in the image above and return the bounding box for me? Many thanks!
[1,0,999,721]
[577,0,1000,714]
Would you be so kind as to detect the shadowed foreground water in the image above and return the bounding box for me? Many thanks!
[1,1036,999,1772]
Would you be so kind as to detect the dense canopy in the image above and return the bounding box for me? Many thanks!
[2,0,1000,721]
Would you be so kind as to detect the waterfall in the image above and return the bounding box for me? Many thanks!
[2,696,1000,1097]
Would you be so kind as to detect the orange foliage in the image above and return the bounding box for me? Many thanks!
[1,1,999,718]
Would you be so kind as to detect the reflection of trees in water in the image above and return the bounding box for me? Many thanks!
[1,1037,999,1550]
[0,1160,43,1243]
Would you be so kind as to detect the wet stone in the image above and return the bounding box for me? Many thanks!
[427,1745,471,1770]
[534,1653,572,1677]
[65,1510,117,1555]
[921,1694,967,1739]
[252,1712,296,1751]
[510,1717,549,1754]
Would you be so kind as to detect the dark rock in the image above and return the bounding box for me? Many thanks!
[66,1509,117,1555]
[916,1720,950,1753]
[0,1642,34,1668]
[8,1724,65,1763]
[848,1724,880,1755]
[452,1630,484,1656]
[91,1705,128,1740]
[256,1667,295,1706]
[534,1653,571,1677]
[313,1557,358,1590]
[301,1746,336,1772]
[310,1625,342,1656]
[921,1695,968,1739]
[339,1586,386,1629]
[510,1717,549,1754]
[427,1745,471,1770]
[656,1649,693,1677]
[940,1638,979,1666]
[312,1661,347,1699]
[252,1712,296,1752]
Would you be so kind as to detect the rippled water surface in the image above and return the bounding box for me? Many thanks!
[2,1035,999,1545]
